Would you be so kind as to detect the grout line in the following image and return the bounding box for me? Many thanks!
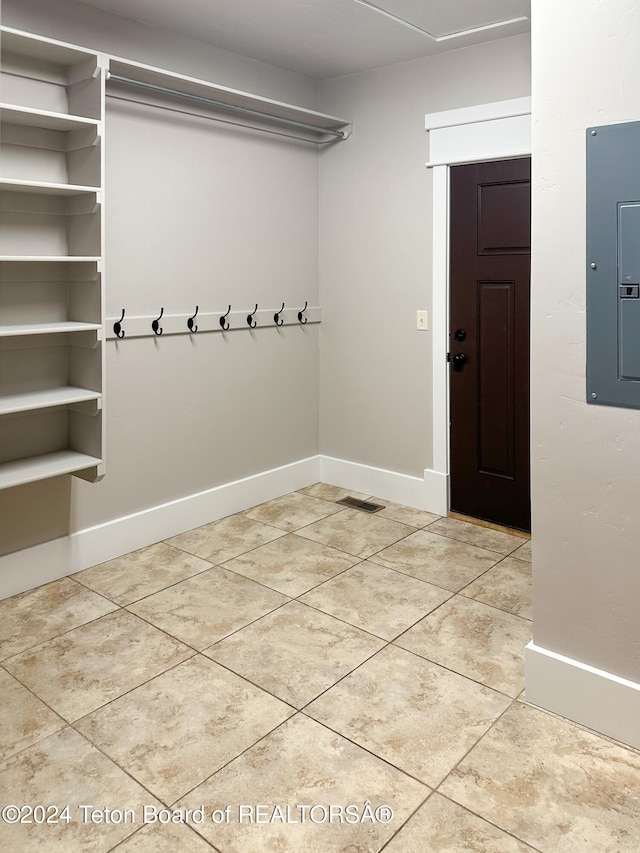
[415,525,524,557]
[376,791,435,852]
[298,709,433,791]
[433,696,518,792]
[164,711,302,809]
[0,662,68,761]
[127,594,293,652]
[384,640,520,700]
[0,605,125,667]
[430,697,545,852]
[72,556,218,607]
[429,791,543,852]
[291,596,393,643]
[106,822,220,852]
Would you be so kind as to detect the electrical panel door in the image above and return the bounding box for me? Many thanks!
[587,121,640,408]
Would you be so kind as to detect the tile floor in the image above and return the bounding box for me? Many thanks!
[0,483,639,852]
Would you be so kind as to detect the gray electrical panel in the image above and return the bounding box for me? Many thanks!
[587,121,640,408]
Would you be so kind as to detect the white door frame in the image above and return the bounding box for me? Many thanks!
[425,97,532,514]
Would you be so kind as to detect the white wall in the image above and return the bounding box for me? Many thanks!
[318,36,531,481]
[0,0,321,566]
[529,0,640,698]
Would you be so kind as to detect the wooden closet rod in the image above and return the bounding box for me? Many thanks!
[106,72,348,140]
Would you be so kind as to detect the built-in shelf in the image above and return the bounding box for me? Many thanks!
[0,386,101,416]
[0,256,102,262]
[0,450,101,490]
[1,26,101,67]
[0,179,99,196]
[0,103,100,132]
[0,321,101,336]
[0,25,106,488]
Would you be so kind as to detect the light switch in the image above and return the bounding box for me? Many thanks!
[417,310,428,330]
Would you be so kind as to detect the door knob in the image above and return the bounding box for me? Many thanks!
[454,329,466,342]
[452,353,467,372]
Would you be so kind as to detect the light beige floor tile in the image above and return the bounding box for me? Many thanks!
[0,727,161,852]
[374,499,441,528]
[178,714,428,852]
[165,514,285,563]
[298,482,371,503]
[0,668,65,762]
[426,517,524,555]
[299,561,452,640]
[204,600,384,708]
[115,822,216,852]
[4,610,192,722]
[395,596,530,697]
[441,701,640,853]
[371,529,500,592]
[297,508,414,558]
[384,793,536,852]
[306,645,509,787]
[512,539,532,562]
[76,655,292,804]
[245,491,342,532]
[463,557,532,620]
[129,568,288,650]
[0,577,117,661]
[221,533,359,597]
[73,543,213,606]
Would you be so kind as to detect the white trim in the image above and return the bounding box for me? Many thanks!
[426,150,531,169]
[423,468,449,516]
[427,113,531,169]
[0,456,320,600]
[525,642,640,751]
[0,454,451,600]
[432,165,449,478]
[425,96,532,130]
[319,455,446,514]
[426,99,532,513]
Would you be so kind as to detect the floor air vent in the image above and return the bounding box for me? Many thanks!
[336,496,385,513]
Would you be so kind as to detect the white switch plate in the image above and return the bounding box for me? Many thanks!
[417,310,428,330]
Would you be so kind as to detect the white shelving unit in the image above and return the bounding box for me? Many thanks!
[0,26,107,489]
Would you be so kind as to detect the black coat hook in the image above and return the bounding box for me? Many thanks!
[274,303,285,326]
[220,305,231,331]
[152,307,164,335]
[113,308,125,339]
[187,305,199,332]
[247,304,258,328]
[298,301,308,324]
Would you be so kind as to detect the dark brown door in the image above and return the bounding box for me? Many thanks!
[449,158,531,531]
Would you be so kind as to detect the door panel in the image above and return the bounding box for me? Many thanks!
[477,280,515,478]
[478,181,531,255]
[449,158,531,531]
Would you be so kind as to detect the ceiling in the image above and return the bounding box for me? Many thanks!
[73,0,530,79]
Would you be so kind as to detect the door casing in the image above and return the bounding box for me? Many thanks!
[425,97,532,515]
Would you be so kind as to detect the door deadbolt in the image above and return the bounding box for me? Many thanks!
[454,329,466,342]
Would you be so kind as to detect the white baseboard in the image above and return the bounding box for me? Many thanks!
[0,455,449,600]
[525,641,640,750]
[423,468,449,516]
[319,455,448,515]
[0,456,321,600]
